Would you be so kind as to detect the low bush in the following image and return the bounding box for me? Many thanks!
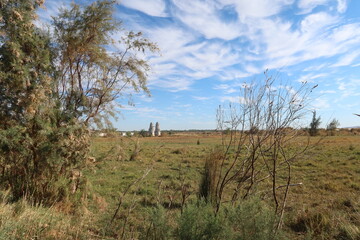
[177,198,285,240]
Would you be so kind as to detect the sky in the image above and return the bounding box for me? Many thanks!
[38,0,360,130]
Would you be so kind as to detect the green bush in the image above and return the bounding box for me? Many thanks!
[227,198,283,240]
[177,201,230,240]
[141,205,171,240]
[176,198,284,240]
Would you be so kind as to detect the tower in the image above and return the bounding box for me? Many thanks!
[149,122,155,136]
[155,122,161,136]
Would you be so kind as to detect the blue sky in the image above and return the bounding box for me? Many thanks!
[39,0,360,130]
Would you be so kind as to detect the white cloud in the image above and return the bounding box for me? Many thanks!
[312,97,330,109]
[120,0,167,17]
[331,51,360,67]
[297,73,328,83]
[214,82,250,95]
[193,96,211,101]
[248,13,360,70]
[221,0,294,18]
[336,79,360,98]
[297,0,330,14]
[319,90,336,94]
[300,12,337,33]
[149,77,193,92]
[220,96,240,103]
[162,42,241,81]
[147,26,195,53]
[303,64,328,71]
[225,88,238,94]
[337,0,347,13]
[218,70,252,81]
[214,84,231,90]
[244,64,261,74]
[172,0,243,40]
[112,0,360,94]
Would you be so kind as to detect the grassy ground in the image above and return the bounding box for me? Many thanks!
[82,133,360,239]
[0,133,359,239]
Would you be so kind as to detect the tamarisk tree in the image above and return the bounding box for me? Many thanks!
[0,0,157,204]
[52,0,158,128]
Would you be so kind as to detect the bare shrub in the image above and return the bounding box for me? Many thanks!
[207,71,315,228]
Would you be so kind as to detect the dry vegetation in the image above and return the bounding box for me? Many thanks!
[1,132,360,239]
[87,133,360,239]
[1,1,360,239]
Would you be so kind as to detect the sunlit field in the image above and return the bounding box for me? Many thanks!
[82,132,360,239]
[2,0,360,239]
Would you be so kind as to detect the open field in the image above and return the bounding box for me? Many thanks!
[3,1,360,239]
[1,133,359,239]
[83,133,360,239]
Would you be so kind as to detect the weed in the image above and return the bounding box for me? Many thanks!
[141,205,171,240]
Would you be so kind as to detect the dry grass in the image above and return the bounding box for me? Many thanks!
[1,133,359,239]
[87,134,360,238]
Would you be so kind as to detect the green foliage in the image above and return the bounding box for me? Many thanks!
[0,0,85,204]
[0,120,89,204]
[0,0,53,125]
[0,0,155,205]
[52,0,159,128]
[327,118,340,136]
[141,205,171,240]
[309,111,321,136]
[139,129,149,137]
[177,201,231,240]
[227,198,282,240]
[177,198,283,240]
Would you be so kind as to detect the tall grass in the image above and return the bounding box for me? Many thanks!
[198,148,222,203]
[0,201,90,239]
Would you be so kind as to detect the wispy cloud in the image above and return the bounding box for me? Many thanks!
[331,50,360,67]
[297,0,330,14]
[149,77,193,92]
[297,73,328,83]
[336,78,360,98]
[222,0,294,18]
[336,0,348,13]
[112,0,360,95]
[319,90,337,94]
[37,0,360,129]
[312,97,330,110]
[120,0,167,17]
[193,96,211,101]
[220,96,240,103]
[172,0,243,40]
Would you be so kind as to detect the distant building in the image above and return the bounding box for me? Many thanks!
[155,122,161,136]
[149,122,155,136]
